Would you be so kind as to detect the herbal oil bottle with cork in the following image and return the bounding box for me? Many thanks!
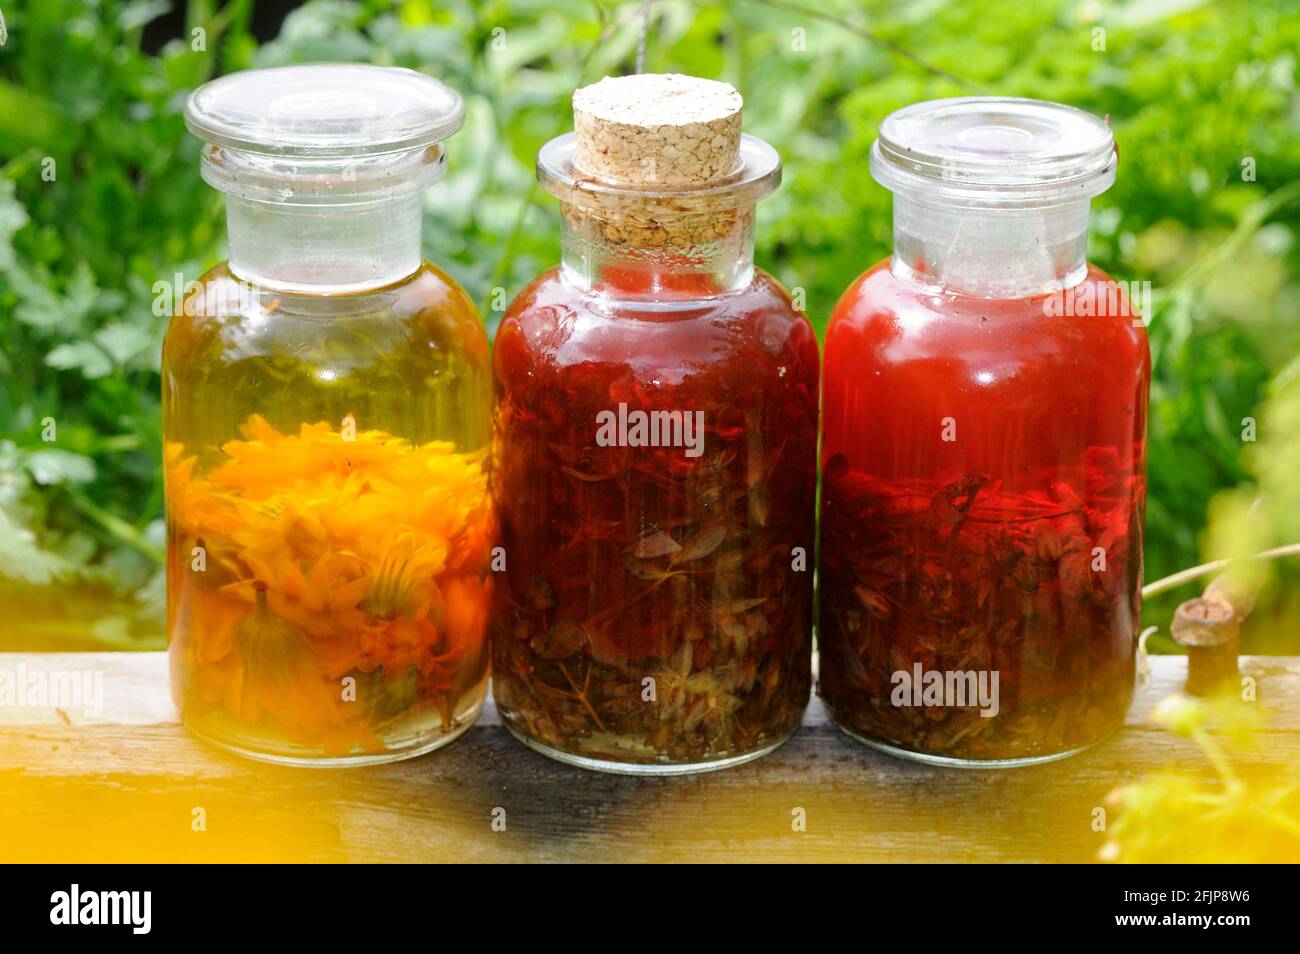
[491,74,820,774]
[164,65,493,765]
[818,98,1150,766]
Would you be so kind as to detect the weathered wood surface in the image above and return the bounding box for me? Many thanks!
[2,653,1296,862]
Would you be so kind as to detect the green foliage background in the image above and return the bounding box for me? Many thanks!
[0,0,1297,651]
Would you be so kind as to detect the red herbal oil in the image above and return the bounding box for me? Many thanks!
[818,98,1150,766]
[491,75,819,774]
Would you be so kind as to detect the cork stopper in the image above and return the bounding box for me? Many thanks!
[535,74,778,260]
[573,74,743,187]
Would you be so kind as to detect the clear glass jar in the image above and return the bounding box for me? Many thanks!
[491,77,819,774]
[818,98,1150,766]
[164,65,493,766]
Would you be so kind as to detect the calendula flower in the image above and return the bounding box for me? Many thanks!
[226,586,341,726]
[359,529,449,620]
[167,415,492,755]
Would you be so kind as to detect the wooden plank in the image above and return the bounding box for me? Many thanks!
[1,653,1296,862]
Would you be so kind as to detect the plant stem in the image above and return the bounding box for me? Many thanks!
[66,488,165,565]
[1254,805,1300,840]
[1142,543,1300,599]
[1168,179,1300,294]
[1192,726,1243,793]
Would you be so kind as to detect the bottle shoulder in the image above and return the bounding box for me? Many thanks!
[825,258,1149,369]
[163,261,488,374]
[495,266,818,382]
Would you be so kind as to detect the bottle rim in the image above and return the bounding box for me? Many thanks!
[184,63,465,159]
[185,64,463,203]
[197,144,448,205]
[537,132,781,215]
[871,96,1117,207]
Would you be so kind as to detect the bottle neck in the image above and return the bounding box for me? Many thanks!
[225,193,423,294]
[558,204,756,303]
[890,195,1091,298]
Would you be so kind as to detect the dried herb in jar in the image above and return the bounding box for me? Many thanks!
[818,450,1144,760]
[817,98,1151,765]
[490,74,818,771]
[491,275,819,767]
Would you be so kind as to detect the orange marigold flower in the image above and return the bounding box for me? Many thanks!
[168,415,492,753]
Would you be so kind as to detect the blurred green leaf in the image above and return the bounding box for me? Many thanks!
[46,341,114,379]
[0,180,28,268]
[23,448,97,487]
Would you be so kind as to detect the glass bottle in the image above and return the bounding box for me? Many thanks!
[164,65,493,766]
[491,75,819,774]
[818,98,1150,766]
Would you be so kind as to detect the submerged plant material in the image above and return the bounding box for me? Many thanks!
[490,271,819,766]
[166,415,492,758]
[819,456,1144,760]
[818,263,1150,762]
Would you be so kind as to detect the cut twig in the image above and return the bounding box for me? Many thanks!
[1142,543,1300,600]
[1171,593,1240,696]
[1170,573,1263,696]
[1145,544,1299,694]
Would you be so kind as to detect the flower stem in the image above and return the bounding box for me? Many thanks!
[65,488,165,565]
[1142,543,1300,600]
